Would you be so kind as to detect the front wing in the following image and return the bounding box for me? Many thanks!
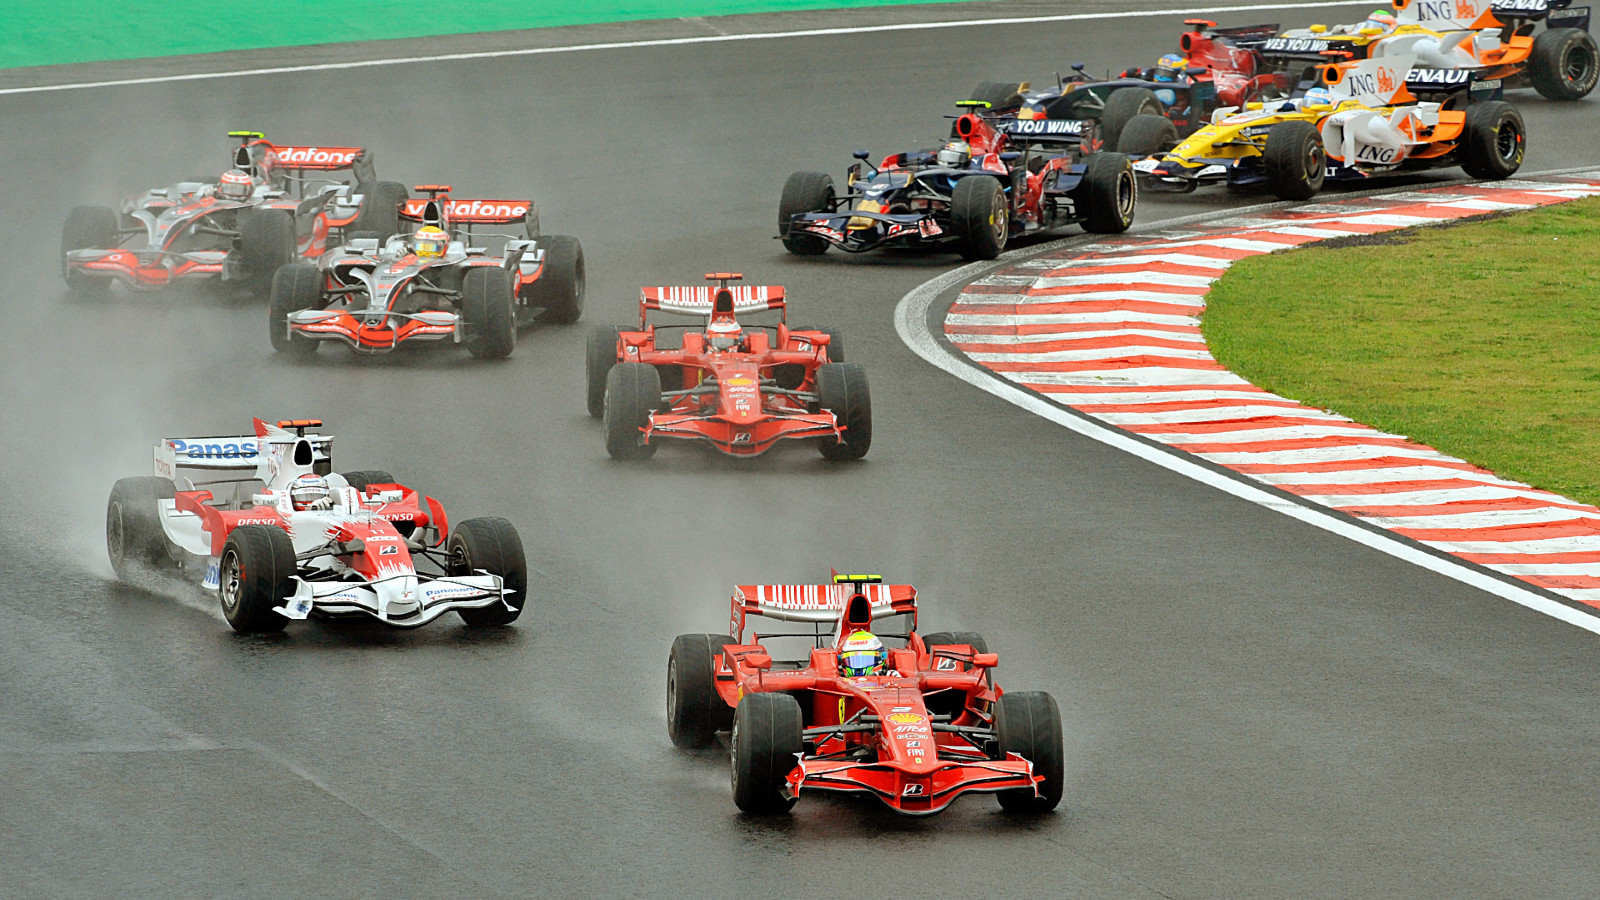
[786,210,948,253]
[287,308,462,353]
[275,570,512,628]
[65,248,230,289]
[790,753,1040,816]
[645,410,842,456]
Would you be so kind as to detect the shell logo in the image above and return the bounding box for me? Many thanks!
[724,376,756,387]
[888,713,926,725]
[1454,0,1478,17]
[1376,67,1396,93]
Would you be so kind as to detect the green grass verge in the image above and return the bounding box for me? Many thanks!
[1,0,968,70]
[1203,195,1600,506]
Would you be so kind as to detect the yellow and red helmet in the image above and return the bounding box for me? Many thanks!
[414,226,449,259]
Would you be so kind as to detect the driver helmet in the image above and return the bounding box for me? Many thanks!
[289,473,331,511]
[1301,86,1337,108]
[1154,53,1189,82]
[936,140,971,169]
[706,321,741,352]
[839,631,887,677]
[217,168,254,202]
[1363,9,1397,30]
[413,225,449,259]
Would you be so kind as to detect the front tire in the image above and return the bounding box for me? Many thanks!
[604,362,661,459]
[218,525,296,634]
[668,633,737,748]
[994,690,1065,813]
[450,517,528,627]
[61,205,118,296]
[1117,114,1179,156]
[106,475,176,581]
[1100,87,1163,151]
[1263,120,1326,201]
[586,325,625,418]
[527,234,585,324]
[730,692,803,814]
[1529,28,1599,101]
[1459,100,1525,181]
[1073,152,1137,235]
[815,361,871,460]
[778,171,835,255]
[268,263,322,358]
[951,175,1007,261]
[462,266,517,359]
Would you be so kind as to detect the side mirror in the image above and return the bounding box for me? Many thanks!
[971,653,999,669]
[1187,66,1209,76]
[1071,62,1086,72]
[998,151,1021,162]
[745,653,773,671]
[852,149,871,160]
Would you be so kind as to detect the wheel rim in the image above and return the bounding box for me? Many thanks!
[991,186,1008,244]
[1117,172,1135,221]
[1306,142,1324,184]
[220,550,242,611]
[1564,45,1595,86]
[573,256,586,299]
[667,658,680,722]
[1496,122,1522,162]
[106,502,125,563]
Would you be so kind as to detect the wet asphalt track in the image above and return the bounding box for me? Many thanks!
[4,3,1600,897]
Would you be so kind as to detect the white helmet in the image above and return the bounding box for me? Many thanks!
[937,140,972,169]
[217,168,254,201]
[289,473,331,511]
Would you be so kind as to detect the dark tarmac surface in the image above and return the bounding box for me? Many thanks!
[3,3,1599,897]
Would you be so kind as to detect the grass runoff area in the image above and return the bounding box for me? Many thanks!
[0,0,962,69]
[1204,197,1600,506]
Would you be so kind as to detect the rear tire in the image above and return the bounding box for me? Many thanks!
[1101,87,1163,151]
[339,470,396,495]
[1263,120,1326,201]
[1459,100,1525,181]
[353,181,409,239]
[668,633,737,748]
[586,325,625,418]
[793,325,844,363]
[1073,152,1137,234]
[62,205,117,296]
[237,208,297,296]
[778,171,835,255]
[462,266,517,359]
[951,175,1007,261]
[1117,114,1179,156]
[994,690,1065,813]
[450,517,528,627]
[106,476,176,581]
[920,631,990,655]
[527,234,585,324]
[969,79,1027,110]
[218,525,295,634]
[268,263,322,358]
[604,362,661,459]
[730,692,803,814]
[815,361,871,460]
[1529,27,1599,101]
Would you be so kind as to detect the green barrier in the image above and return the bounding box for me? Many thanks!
[2,0,965,70]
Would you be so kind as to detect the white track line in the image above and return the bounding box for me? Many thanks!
[0,1,1376,97]
[893,173,1600,638]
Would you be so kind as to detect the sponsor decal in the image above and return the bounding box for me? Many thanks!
[1356,144,1400,163]
[167,438,258,460]
[893,724,927,734]
[1002,118,1085,135]
[235,517,279,526]
[906,740,923,748]
[276,146,360,167]
[902,783,925,796]
[1262,37,1325,52]
[1491,0,1546,11]
[733,432,752,444]
[202,562,220,590]
[400,199,531,220]
[378,545,399,555]
[888,713,926,725]
[891,706,913,713]
[917,219,943,238]
[1407,68,1473,86]
[723,376,755,387]
[935,657,958,671]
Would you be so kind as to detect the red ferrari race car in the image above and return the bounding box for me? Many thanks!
[667,573,1064,816]
[62,130,409,296]
[586,273,869,459]
[105,418,526,633]
[269,185,584,359]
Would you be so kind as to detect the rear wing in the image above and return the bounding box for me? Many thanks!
[1198,21,1282,44]
[1325,53,1416,106]
[271,145,366,171]
[996,117,1091,142]
[1257,35,1361,61]
[153,418,332,483]
[732,582,918,632]
[639,284,786,325]
[400,198,535,226]
[1404,65,1505,99]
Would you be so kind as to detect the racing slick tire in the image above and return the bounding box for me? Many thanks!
[61,205,117,296]
[778,171,835,255]
[339,471,396,495]
[526,234,585,325]
[1459,101,1526,181]
[462,266,517,360]
[1529,28,1600,101]
[969,80,1027,111]
[951,175,1008,261]
[218,525,296,634]
[730,691,803,814]
[586,325,625,418]
[604,362,661,459]
[1117,114,1180,157]
[450,517,528,628]
[1073,152,1137,235]
[1262,120,1326,201]
[268,263,322,358]
[668,633,738,749]
[1101,87,1163,152]
[106,475,176,581]
[815,361,872,461]
[237,208,297,294]
[993,690,1065,814]
[920,631,990,655]
[352,181,409,239]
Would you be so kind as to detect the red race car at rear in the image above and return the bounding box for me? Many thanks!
[667,573,1064,816]
[586,273,870,460]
